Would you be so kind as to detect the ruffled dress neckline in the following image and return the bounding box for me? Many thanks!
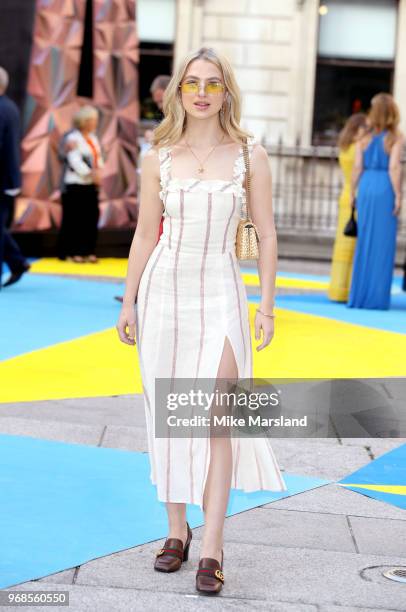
[158,138,255,202]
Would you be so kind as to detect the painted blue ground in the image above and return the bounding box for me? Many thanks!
[0,433,330,589]
[1,264,404,361]
[0,274,120,360]
[338,443,406,511]
[249,293,406,335]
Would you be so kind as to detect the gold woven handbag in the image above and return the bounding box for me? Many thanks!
[235,140,260,260]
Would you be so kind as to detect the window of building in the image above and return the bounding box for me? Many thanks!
[312,0,398,144]
[138,0,175,122]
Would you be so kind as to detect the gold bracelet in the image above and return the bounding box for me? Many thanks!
[256,308,275,318]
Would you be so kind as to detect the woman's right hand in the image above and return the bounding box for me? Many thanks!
[393,195,402,216]
[116,303,137,345]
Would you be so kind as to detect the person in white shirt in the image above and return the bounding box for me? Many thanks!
[57,105,104,263]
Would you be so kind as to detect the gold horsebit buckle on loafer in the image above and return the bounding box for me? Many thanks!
[156,547,183,558]
[214,569,224,583]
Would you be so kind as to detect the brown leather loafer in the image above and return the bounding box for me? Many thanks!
[196,551,224,594]
[154,522,192,572]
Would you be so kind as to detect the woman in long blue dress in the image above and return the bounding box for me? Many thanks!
[348,93,404,310]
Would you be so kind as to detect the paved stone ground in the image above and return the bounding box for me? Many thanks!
[1,259,406,611]
[1,396,406,611]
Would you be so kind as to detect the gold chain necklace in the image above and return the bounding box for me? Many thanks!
[185,133,225,175]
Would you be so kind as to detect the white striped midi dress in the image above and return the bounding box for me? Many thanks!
[135,137,287,509]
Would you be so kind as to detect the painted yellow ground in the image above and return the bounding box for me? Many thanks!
[338,484,406,496]
[29,257,329,290]
[1,304,405,403]
[29,258,129,278]
[242,273,328,290]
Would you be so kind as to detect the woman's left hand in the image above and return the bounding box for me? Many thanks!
[255,310,275,351]
[92,169,102,185]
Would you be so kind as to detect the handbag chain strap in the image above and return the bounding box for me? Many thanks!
[242,139,251,221]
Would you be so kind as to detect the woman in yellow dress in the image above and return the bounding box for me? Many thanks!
[328,113,367,301]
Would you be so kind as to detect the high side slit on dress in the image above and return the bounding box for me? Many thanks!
[135,137,287,509]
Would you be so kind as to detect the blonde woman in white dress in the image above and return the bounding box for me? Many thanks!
[116,46,287,595]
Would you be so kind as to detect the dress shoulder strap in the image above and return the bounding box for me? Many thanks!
[158,145,172,202]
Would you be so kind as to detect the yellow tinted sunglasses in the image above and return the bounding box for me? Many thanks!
[179,80,225,95]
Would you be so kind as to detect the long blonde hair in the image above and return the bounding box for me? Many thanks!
[368,93,401,152]
[152,47,253,147]
[337,113,366,151]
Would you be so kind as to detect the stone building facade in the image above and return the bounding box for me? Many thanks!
[173,0,406,147]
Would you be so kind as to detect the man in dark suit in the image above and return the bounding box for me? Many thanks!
[0,66,30,289]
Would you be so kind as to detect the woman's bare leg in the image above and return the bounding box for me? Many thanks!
[165,502,188,544]
[200,336,237,562]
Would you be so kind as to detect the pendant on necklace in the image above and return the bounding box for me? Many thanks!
[198,167,204,174]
